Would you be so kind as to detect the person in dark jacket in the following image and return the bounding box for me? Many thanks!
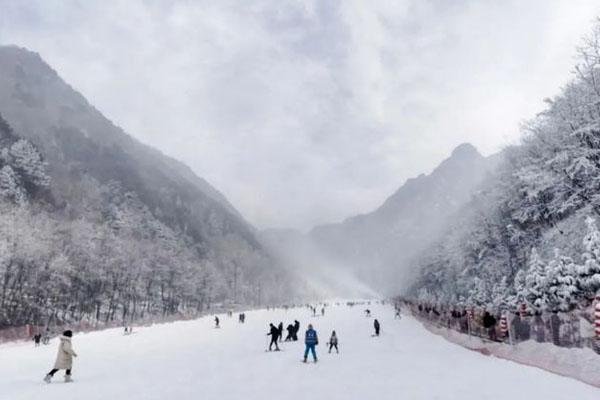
[292,320,300,341]
[303,324,318,363]
[482,311,497,341]
[328,330,339,353]
[278,322,284,342]
[215,316,220,328]
[267,323,280,351]
[373,319,380,336]
[285,324,295,341]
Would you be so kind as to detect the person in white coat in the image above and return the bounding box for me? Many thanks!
[44,330,77,383]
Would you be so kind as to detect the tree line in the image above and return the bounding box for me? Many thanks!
[410,19,600,313]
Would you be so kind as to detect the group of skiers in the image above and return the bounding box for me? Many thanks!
[40,303,387,382]
[32,332,51,346]
[285,320,301,341]
[309,306,326,317]
[266,307,382,363]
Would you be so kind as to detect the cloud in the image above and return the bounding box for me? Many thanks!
[1,0,599,230]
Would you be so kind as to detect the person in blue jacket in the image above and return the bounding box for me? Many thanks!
[303,324,318,363]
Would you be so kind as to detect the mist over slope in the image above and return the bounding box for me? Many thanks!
[0,45,297,329]
[311,143,501,294]
[260,144,500,297]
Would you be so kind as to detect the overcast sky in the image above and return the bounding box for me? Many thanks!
[1,0,600,230]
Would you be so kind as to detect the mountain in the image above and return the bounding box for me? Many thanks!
[307,143,501,295]
[0,46,248,240]
[0,45,294,329]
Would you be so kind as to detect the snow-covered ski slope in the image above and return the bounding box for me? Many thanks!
[1,303,598,400]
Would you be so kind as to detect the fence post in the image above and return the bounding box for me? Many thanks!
[467,308,473,340]
[500,313,509,344]
[595,295,600,351]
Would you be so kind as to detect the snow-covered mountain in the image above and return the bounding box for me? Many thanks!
[309,143,500,294]
[0,46,295,329]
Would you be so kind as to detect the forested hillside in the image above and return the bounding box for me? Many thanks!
[410,21,600,312]
[0,46,296,330]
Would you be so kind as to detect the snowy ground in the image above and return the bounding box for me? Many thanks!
[1,303,599,400]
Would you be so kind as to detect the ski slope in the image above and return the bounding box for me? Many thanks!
[1,303,598,400]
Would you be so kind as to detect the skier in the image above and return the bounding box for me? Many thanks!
[33,333,41,347]
[278,322,284,342]
[215,316,220,328]
[292,320,300,341]
[373,319,380,336]
[303,324,318,363]
[365,309,371,317]
[321,307,325,316]
[328,330,339,353]
[43,330,77,383]
[395,308,402,319]
[285,324,295,341]
[267,323,280,351]
[42,334,50,345]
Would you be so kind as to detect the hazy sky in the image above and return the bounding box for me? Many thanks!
[1,0,600,230]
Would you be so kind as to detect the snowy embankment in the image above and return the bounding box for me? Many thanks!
[419,319,600,389]
[1,304,598,400]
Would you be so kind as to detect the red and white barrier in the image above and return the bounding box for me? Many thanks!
[594,295,600,340]
[520,303,528,318]
[500,314,508,338]
[467,308,474,320]
[466,308,474,339]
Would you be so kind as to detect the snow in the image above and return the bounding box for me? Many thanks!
[1,303,599,400]
[422,319,600,389]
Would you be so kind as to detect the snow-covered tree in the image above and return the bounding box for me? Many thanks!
[0,165,25,204]
[9,139,50,188]
[546,249,579,311]
[491,276,509,312]
[507,268,528,309]
[467,277,489,307]
[524,248,549,311]
[577,217,600,297]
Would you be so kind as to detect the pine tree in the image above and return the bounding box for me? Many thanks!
[546,249,579,311]
[467,277,489,307]
[577,217,600,297]
[512,268,528,308]
[525,248,548,311]
[491,276,509,312]
[0,165,25,204]
[9,139,50,188]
